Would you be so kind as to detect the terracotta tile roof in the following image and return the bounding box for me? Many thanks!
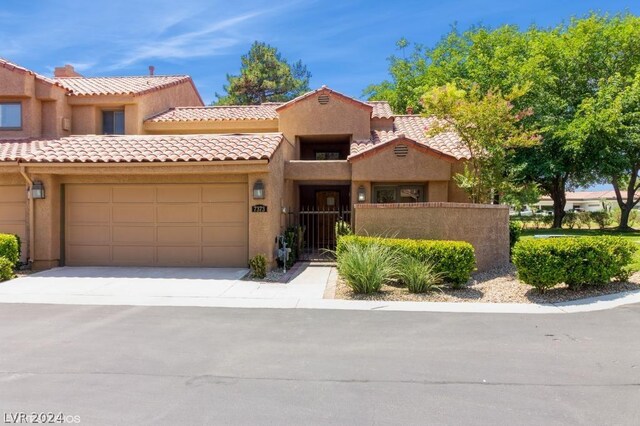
[0,138,49,161]
[540,191,617,201]
[146,100,393,123]
[21,134,283,163]
[53,75,192,96]
[367,101,393,119]
[350,115,471,160]
[146,104,281,122]
[0,58,62,87]
[276,86,373,113]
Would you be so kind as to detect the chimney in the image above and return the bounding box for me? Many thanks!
[54,64,82,78]
[149,65,155,76]
[406,106,414,115]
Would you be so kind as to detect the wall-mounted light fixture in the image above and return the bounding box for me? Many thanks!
[30,181,45,199]
[357,186,366,203]
[253,180,265,199]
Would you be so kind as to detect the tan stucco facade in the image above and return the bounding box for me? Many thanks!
[0,60,485,271]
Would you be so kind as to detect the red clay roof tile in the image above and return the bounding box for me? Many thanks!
[53,75,192,96]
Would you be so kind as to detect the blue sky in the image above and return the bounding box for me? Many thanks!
[2,0,639,106]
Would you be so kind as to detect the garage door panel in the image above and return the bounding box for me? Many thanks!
[157,204,199,223]
[157,186,200,203]
[66,245,110,265]
[67,204,110,223]
[112,205,154,223]
[203,246,247,267]
[0,186,25,202]
[202,226,246,245]
[68,225,110,244]
[112,246,155,264]
[66,183,247,267]
[67,185,111,203]
[112,226,155,243]
[202,185,246,202]
[157,226,200,244]
[113,186,155,203]
[0,204,26,222]
[202,204,245,223]
[157,246,201,265]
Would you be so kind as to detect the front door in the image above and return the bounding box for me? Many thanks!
[315,190,340,247]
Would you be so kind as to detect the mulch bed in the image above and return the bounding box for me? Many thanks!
[333,264,640,304]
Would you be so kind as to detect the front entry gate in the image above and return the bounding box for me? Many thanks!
[287,207,351,260]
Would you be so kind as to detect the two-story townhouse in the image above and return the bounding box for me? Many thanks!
[0,58,478,271]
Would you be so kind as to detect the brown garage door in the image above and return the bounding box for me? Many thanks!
[0,185,27,262]
[65,183,248,267]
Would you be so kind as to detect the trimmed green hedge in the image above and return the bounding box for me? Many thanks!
[512,236,636,292]
[0,234,20,267]
[0,257,13,282]
[337,235,475,286]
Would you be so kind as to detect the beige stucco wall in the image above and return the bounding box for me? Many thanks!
[284,160,351,181]
[278,96,371,149]
[353,202,509,272]
[351,139,452,182]
[448,160,470,203]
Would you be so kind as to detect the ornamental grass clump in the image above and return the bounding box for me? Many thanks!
[336,240,401,294]
[399,256,443,293]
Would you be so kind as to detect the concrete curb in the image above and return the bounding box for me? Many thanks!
[0,289,639,314]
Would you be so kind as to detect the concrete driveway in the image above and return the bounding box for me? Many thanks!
[0,265,332,307]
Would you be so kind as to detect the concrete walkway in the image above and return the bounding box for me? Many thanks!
[0,264,639,313]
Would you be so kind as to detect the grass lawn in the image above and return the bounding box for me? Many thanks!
[521,228,640,271]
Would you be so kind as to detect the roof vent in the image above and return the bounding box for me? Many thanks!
[394,144,409,158]
[318,94,330,105]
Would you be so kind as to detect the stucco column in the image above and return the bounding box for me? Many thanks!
[31,174,61,270]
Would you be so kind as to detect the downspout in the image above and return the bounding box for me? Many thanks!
[18,164,35,265]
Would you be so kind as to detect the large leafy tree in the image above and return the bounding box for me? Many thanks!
[569,72,640,229]
[215,42,311,105]
[365,14,640,227]
[422,83,539,203]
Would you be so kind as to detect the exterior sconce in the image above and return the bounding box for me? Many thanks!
[357,186,366,203]
[30,181,45,199]
[253,180,265,199]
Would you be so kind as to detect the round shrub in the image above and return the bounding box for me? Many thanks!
[0,234,20,267]
[0,257,14,282]
[512,236,636,292]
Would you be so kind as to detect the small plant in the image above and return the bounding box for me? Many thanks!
[248,254,267,279]
[399,256,443,293]
[563,212,577,229]
[336,240,400,294]
[0,234,20,267]
[335,220,352,239]
[509,221,522,253]
[590,211,613,230]
[0,257,14,282]
[576,211,592,229]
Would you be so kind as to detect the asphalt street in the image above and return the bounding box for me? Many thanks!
[0,303,639,425]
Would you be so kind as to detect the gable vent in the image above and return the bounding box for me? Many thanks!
[394,144,409,157]
[318,94,330,105]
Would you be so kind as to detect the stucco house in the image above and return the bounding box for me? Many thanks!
[0,58,507,271]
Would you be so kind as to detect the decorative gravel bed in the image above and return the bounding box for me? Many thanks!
[334,264,640,304]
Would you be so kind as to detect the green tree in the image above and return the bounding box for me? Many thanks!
[421,83,539,203]
[569,72,640,229]
[364,14,640,227]
[215,42,311,105]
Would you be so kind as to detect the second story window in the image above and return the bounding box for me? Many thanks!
[0,103,22,130]
[102,110,125,134]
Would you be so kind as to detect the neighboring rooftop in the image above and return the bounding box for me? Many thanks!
[19,133,283,163]
[540,191,617,201]
[53,75,193,97]
[147,104,281,122]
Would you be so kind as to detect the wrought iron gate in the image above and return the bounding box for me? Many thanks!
[287,207,351,260]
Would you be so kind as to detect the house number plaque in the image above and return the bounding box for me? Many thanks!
[252,204,268,213]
